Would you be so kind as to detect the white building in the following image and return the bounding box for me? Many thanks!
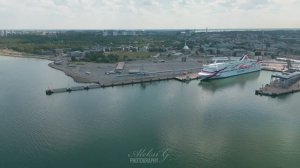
[103,31,108,36]
[121,31,128,36]
[69,51,85,59]
[4,30,8,36]
[113,31,118,36]
[0,30,7,37]
[139,46,149,52]
[0,30,4,37]
[183,42,190,50]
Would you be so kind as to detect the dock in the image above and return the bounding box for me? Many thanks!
[255,72,300,97]
[46,76,176,95]
[255,81,300,97]
[261,66,288,72]
[261,62,288,72]
[46,66,204,95]
[174,72,200,82]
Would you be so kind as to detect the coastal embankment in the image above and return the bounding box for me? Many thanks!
[255,72,300,97]
[48,58,202,84]
[0,49,54,60]
[46,57,202,95]
[261,60,288,72]
[1,50,203,85]
[256,80,300,97]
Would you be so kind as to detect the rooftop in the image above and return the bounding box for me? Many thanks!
[272,72,300,80]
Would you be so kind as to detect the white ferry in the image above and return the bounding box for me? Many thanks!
[198,55,261,80]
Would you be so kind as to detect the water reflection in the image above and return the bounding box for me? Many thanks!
[199,72,261,93]
[275,93,295,101]
[139,80,167,90]
[2,56,300,168]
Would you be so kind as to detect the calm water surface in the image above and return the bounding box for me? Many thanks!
[1,56,300,168]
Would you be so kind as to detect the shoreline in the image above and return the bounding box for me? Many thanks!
[2,52,202,85]
[0,50,89,83]
[48,63,95,83]
[0,53,94,84]
[0,49,55,61]
[48,60,203,85]
[5,50,290,88]
[3,51,293,87]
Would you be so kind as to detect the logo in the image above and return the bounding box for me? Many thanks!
[128,148,170,164]
[239,64,250,69]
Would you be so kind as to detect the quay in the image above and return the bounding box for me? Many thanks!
[261,61,288,72]
[46,68,202,95]
[174,72,200,82]
[255,72,300,97]
[261,66,287,72]
[260,59,300,72]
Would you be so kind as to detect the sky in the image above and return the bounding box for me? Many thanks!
[0,0,300,29]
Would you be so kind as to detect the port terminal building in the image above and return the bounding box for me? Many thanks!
[270,72,300,88]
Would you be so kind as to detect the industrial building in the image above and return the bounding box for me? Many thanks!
[270,72,300,88]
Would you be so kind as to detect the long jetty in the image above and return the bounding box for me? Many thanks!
[46,65,203,96]
[46,85,101,95]
[46,76,178,95]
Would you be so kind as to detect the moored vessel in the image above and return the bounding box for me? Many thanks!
[199,55,261,80]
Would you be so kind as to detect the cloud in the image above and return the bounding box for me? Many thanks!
[0,0,299,29]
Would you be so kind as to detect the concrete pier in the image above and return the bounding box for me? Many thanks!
[46,76,178,95]
[255,72,300,97]
[174,72,200,82]
[255,81,300,97]
[261,62,288,72]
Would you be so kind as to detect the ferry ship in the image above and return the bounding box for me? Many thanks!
[198,55,261,80]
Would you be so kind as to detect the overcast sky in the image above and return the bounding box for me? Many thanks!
[0,0,299,29]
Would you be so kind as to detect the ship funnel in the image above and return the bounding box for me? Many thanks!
[240,55,249,61]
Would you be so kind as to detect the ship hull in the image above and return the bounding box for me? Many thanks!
[199,60,261,80]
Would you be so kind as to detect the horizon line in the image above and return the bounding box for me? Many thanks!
[1,28,300,31]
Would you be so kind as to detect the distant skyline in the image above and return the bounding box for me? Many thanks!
[0,0,300,29]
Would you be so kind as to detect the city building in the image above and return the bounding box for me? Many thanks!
[113,31,118,36]
[0,30,4,37]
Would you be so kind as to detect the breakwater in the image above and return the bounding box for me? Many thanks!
[46,76,176,95]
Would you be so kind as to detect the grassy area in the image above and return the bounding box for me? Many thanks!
[81,51,157,63]
[106,51,154,59]
[0,31,180,55]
